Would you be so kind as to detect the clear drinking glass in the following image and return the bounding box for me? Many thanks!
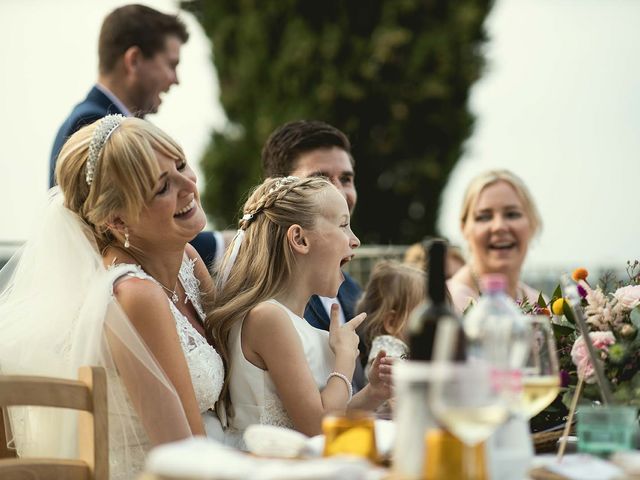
[322,409,378,463]
[423,428,488,480]
[520,316,561,419]
[577,405,638,455]
[427,361,508,478]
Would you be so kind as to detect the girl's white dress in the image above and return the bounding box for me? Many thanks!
[225,299,334,443]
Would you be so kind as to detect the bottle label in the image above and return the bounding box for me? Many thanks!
[433,316,459,362]
[490,368,523,394]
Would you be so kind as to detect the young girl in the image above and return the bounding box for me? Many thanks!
[357,260,426,377]
[206,176,392,439]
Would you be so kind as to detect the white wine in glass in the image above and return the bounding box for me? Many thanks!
[428,362,508,479]
[520,316,560,418]
[429,362,508,447]
[437,404,509,447]
[522,375,561,418]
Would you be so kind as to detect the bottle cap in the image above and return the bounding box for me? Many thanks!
[480,273,507,293]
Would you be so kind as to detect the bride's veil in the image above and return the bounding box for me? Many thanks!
[0,188,191,467]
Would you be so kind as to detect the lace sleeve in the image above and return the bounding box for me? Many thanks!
[180,257,205,320]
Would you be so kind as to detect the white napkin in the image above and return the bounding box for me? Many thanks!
[145,435,382,480]
[533,454,625,480]
[243,424,309,458]
[145,436,252,479]
[611,450,640,475]
[251,457,379,480]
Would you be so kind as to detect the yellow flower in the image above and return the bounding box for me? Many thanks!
[572,268,589,282]
[552,298,565,316]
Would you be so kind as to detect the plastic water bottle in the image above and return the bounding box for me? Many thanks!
[464,273,533,480]
[463,273,529,370]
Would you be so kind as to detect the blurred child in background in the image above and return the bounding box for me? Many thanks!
[357,260,426,376]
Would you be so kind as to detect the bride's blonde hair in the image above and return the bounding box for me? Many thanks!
[55,117,186,250]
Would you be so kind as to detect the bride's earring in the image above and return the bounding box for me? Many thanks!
[124,227,130,248]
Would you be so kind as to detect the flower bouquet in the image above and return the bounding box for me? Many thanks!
[544,263,640,408]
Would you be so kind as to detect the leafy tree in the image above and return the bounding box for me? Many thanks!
[183,0,492,242]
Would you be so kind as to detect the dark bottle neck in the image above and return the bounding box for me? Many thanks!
[427,240,446,304]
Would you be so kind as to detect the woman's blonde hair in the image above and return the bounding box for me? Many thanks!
[205,176,335,415]
[460,169,542,236]
[55,117,186,250]
[356,260,425,352]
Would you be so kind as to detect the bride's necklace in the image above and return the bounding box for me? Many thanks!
[109,244,180,304]
[156,278,180,305]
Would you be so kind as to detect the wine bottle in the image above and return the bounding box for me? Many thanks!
[394,240,468,478]
[408,239,466,362]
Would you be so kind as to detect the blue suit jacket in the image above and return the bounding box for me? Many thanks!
[50,86,124,188]
[50,86,219,269]
[304,272,367,391]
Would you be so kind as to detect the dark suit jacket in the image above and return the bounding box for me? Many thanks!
[188,231,219,270]
[50,85,219,268]
[50,86,124,188]
[304,272,367,391]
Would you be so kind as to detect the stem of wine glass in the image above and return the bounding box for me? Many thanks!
[464,444,476,479]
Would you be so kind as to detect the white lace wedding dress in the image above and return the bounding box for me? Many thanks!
[226,299,334,445]
[0,193,225,479]
[109,255,224,478]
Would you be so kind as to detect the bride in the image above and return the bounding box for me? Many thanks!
[0,115,225,478]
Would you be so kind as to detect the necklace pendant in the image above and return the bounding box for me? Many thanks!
[170,291,179,304]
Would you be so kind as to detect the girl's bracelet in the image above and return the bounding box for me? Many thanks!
[327,371,353,402]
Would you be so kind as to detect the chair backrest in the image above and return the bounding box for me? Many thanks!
[0,366,108,480]
[0,406,16,458]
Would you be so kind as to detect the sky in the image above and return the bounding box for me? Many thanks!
[438,0,640,276]
[1,0,639,277]
[0,0,224,241]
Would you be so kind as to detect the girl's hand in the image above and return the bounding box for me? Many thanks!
[368,350,393,401]
[328,304,366,361]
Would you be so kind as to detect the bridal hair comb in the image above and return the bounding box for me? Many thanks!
[218,177,304,289]
[86,114,126,186]
[268,175,299,194]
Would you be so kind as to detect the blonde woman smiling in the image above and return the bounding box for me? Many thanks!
[447,169,542,314]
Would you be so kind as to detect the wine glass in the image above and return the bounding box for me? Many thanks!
[519,316,561,419]
[427,361,509,478]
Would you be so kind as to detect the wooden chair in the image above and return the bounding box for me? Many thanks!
[0,406,16,459]
[0,366,108,480]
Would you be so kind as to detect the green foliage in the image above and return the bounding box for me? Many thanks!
[631,306,640,330]
[182,0,493,240]
[537,292,546,309]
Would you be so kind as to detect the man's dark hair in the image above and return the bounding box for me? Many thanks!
[261,120,353,177]
[98,4,189,74]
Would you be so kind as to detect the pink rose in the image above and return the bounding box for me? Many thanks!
[613,285,640,310]
[570,332,615,384]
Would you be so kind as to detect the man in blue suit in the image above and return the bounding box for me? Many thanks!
[261,120,366,390]
[50,4,222,267]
